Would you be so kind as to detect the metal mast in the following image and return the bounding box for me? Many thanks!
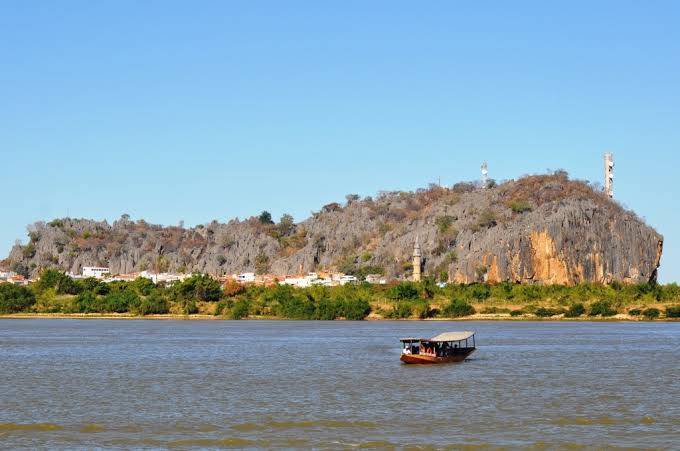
[481,162,488,188]
[604,152,614,198]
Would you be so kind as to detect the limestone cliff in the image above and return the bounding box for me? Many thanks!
[3,173,663,285]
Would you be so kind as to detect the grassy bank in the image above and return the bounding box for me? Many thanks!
[1,270,679,321]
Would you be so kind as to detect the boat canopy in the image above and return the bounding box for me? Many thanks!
[428,331,475,342]
[399,331,475,343]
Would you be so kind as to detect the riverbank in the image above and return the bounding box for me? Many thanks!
[2,312,678,321]
[3,272,679,321]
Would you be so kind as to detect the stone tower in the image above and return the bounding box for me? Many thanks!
[412,236,422,282]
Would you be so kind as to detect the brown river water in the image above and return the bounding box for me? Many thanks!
[0,319,678,449]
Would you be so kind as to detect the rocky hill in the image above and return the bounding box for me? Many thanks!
[3,172,663,285]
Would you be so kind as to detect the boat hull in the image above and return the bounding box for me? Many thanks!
[400,348,475,364]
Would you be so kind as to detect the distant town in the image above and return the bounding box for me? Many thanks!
[0,266,388,288]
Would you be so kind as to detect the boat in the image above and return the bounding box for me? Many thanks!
[400,331,476,364]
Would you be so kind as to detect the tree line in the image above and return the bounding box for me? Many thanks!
[1,269,679,320]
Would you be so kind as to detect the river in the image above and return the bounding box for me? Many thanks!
[0,319,678,449]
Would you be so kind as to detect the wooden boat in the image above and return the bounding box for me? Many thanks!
[400,331,476,364]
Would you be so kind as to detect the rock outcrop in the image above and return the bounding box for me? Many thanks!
[3,173,663,285]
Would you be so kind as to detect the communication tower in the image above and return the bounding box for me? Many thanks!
[481,162,488,188]
[604,153,614,198]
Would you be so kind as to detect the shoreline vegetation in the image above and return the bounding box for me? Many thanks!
[1,269,679,322]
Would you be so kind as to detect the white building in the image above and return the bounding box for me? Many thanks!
[236,272,256,283]
[82,266,110,279]
[338,275,358,285]
[139,271,186,284]
[280,273,334,288]
[365,274,387,284]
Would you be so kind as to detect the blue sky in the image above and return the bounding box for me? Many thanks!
[1,1,679,281]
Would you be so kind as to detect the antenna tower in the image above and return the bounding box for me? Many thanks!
[604,152,614,198]
[481,162,488,188]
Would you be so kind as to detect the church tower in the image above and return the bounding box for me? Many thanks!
[412,236,422,282]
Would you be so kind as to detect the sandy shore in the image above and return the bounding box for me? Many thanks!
[0,312,674,321]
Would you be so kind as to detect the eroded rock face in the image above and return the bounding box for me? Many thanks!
[3,173,663,285]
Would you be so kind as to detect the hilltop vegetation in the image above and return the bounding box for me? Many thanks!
[4,172,663,285]
[2,269,679,320]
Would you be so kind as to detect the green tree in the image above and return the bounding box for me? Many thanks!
[442,299,476,318]
[101,291,140,313]
[270,286,315,319]
[340,298,371,320]
[258,211,274,225]
[130,277,156,296]
[388,302,414,318]
[0,283,36,313]
[133,293,169,315]
[387,282,420,300]
[589,300,617,317]
[173,274,222,302]
[278,214,295,236]
[316,298,341,320]
[665,306,680,318]
[230,300,251,319]
[564,303,585,317]
[72,291,99,313]
[642,308,660,320]
[35,269,81,295]
[78,277,109,295]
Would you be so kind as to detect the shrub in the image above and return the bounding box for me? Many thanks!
[628,308,642,316]
[223,279,245,297]
[642,308,660,320]
[389,302,414,319]
[315,298,371,320]
[134,293,169,315]
[258,211,274,224]
[0,283,36,313]
[475,209,497,229]
[442,299,476,318]
[173,274,222,302]
[130,277,156,296]
[665,306,680,318]
[589,300,617,317]
[535,307,561,317]
[341,298,371,320]
[78,277,110,295]
[387,282,420,300]
[35,269,81,295]
[470,284,491,300]
[435,216,454,234]
[179,299,198,315]
[509,200,532,214]
[564,303,586,318]
[214,300,229,316]
[272,287,315,319]
[72,291,99,313]
[509,309,524,317]
[230,300,251,320]
[411,300,433,319]
[316,298,341,320]
[34,288,62,313]
[101,291,140,313]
